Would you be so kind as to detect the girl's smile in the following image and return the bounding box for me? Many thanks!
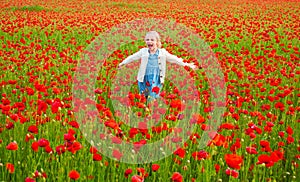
[145,35,158,54]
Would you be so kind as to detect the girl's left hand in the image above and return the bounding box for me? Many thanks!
[186,63,198,70]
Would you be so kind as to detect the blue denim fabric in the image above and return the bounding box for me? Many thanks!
[138,50,162,99]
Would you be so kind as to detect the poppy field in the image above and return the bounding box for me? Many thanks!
[0,0,299,181]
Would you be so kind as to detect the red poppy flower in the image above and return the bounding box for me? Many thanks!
[174,148,186,158]
[64,133,75,142]
[136,167,145,174]
[246,146,258,154]
[51,100,62,113]
[278,131,285,138]
[31,141,39,152]
[28,125,38,134]
[192,150,209,160]
[189,113,205,124]
[93,153,102,161]
[152,86,160,94]
[278,141,285,147]
[6,163,14,173]
[25,134,34,142]
[67,141,82,154]
[1,105,11,114]
[287,135,294,144]
[69,170,80,180]
[68,121,79,128]
[37,100,48,115]
[105,120,119,130]
[33,170,41,178]
[124,168,133,178]
[112,149,123,160]
[6,142,18,150]
[215,164,220,173]
[266,122,274,127]
[26,87,35,96]
[165,114,177,121]
[224,154,243,170]
[25,177,35,182]
[44,145,53,154]
[166,93,177,99]
[34,83,47,92]
[6,122,14,129]
[151,164,160,172]
[131,175,143,182]
[133,140,147,151]
[220,123,235,130]
[171,172,183,182]
[56,145,66,155]
[230,138,241,152]
[275,102,285,110]
[112,136,122,144]
[257,154,274,167]
[260,140,271,152]
[210,134,226,147]
[68,128,76,135]
[129,128,139,138]
[20,37,26,44]
[225,169,239,178]
[270,149,284,163]
[286,126,293,135]
[236,96,244,108]
[90,146,98,154]
[38,138,50,147]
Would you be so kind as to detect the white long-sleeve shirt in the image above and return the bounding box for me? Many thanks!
[120,48,187,83]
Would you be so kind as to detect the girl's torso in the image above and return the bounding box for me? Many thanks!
[145,49,160,76]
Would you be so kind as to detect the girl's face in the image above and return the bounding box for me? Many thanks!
[145,34,158,53]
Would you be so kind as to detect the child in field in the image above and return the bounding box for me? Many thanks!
[118,31,196,100]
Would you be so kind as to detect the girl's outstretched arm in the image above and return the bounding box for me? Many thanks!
[164,49,197,70]
[118,49,143,68]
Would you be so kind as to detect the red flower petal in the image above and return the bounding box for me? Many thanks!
[69,170,80,180]
[171,172,183,182]
[6,142,18,151]
[6,163,14,173]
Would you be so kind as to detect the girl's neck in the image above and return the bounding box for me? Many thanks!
[149,48,158,54]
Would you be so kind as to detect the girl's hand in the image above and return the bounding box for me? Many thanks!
[118,63,123,69]
[186,63,198,70]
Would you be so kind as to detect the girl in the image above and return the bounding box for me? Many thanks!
[118,31,196,100]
